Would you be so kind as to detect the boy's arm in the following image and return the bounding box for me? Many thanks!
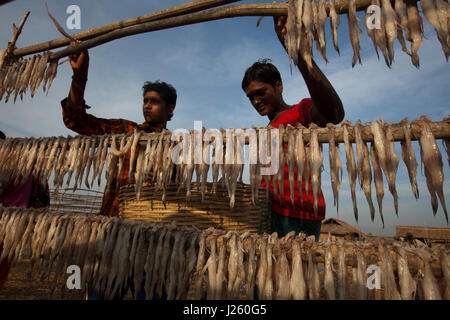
[274,16,344,127]
[67,44,89,108]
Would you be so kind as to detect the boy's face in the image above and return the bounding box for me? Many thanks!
[245,80,283,117]
[142,90,173,125]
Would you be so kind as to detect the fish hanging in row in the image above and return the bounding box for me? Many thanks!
[283,0,449,70]
[0,117,448,222]
[1,206,449,300]
[0,52,59,102]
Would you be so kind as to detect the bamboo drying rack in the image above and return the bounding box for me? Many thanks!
[119,182,272,234]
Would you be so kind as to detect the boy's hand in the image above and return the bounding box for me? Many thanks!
[68,41,89,77]
[273,16,287,46]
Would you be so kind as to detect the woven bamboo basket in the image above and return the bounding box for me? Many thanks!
[118,182,271,234]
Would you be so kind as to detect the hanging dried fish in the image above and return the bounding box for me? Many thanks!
[323,238,336,300]
[406,1,423,68]
[400,118,419,199]
[394,244,417,300]
[128,129,142,184]
[413,248,442,300]
[317,0,328,63]
[421,0,449,61]
[301,0,314,71]
[342,120,358,222]
[286,0,299,71]
[309,124,323,217]
[394,0,411,56]
[372,0,392,67]
[384,121,400,216]
[329,0,340,54]
[348,0,362,67]
[414,116,448,223]
[381,0,399,64]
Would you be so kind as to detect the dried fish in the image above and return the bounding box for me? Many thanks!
[378,240,402,300]
[327,124,341,212]
[348,0,362,67]
[361,142,376,221]
[329,0,340,54]
[369,143,385,227]
[373,0,392,67]
[342,120,358,222]
[384,122,400,216]
[414,116,448,223]
[323,238,336,300]
[287,125,296,208]
[317,0,328,63]
[421,0,449,61]
[394,0,411,56]
[286,0,299,70]
[301,0,314,70]
[309,124,323,217]
[413,248,442,300]
[400,118,419,199]
[128,130,142,184]
[394,244,417,300]
[406,1,423,68]
[381,0,399,64]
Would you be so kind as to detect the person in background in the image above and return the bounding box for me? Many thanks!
[0,132,50,290]
[241,16,344,241]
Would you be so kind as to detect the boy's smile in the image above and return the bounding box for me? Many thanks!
[245,80,284,119]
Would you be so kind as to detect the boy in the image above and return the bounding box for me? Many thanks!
[241,16,344,239]
[61,48,176,218]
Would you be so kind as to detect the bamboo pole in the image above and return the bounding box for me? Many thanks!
[133,120,450,145]
[0,11,30,68]
[11,0,243,58]
[11,0,410,60]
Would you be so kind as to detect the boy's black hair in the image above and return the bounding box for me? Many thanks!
[241,58,282,91]
[142,80,177,121]
[0,130,5,140]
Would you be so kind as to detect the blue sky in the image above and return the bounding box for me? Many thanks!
[1,0,449,236]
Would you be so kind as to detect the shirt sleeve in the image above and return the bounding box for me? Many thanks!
[297,98,314,127]
[61,98,138,135]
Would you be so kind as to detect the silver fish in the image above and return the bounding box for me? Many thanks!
[348,0,362,67]
[421,0,449,61]
[287,125,296,208]
[413,248,442,300]
[295,124,306,206]
[342,120,358,221]
[394,0,411,55]
[362,142,376,221]
[373,0,392,67]
[406,1,423,68]
[400,118,419,199]
[414,116,448,223]
[290,235,307,300]
[394,244,417,300]
[384,122,400,216]
[309,124,323,217]
[329,0,340,54]
[323,238,336,300]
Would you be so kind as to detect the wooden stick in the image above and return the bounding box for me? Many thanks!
[134,120,450,145]
[11,0,243,58]
[11,0,412,60]
[0,11,30,68]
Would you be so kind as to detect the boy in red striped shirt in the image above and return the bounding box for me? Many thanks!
[241,17,345,240]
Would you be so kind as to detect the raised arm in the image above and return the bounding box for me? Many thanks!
[67,43,89,107]
[274,16,344,127]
